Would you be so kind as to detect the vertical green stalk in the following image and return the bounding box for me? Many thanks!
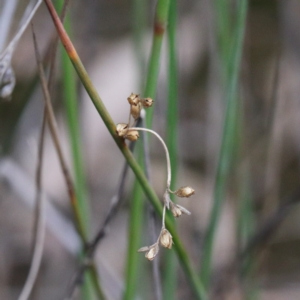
[61,15,90,233]
[142,0,170,297]
[200,0,248,290]
[123,148,145,300]
[145,0,170,127]
[163,0,178,298]
[55,1,93,299]
[132,0,147,87]
[123,1,148,299]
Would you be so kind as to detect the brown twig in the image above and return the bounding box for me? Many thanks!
[18,111,47,300]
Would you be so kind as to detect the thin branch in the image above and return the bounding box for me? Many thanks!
[17,111,47,300]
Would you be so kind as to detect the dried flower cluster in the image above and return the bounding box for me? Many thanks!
[116,93,195,261]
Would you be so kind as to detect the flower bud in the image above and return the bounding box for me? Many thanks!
[145,244,159,261]
[125,130,139,141]
[116,123,128,137]
[174,186,195,198]
[170,203,191,218]
[141,97,154,108]
[160,229,173,249]
[170,204,182,217]
[130,102,142,119]
[127,93,140,106]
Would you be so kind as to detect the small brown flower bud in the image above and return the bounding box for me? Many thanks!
[116,123,128,137]
[170,204,182,217]
[130,102,142,119]
[174,186,195,198]
[145,244,159,261]
[141,97,154,108]
[170,203,191,218]
[125,130,139,141]
[127,93,140,106]
[160,229,173,249]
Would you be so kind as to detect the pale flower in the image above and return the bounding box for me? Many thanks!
[174,186,195,198]
[160,229,173,249]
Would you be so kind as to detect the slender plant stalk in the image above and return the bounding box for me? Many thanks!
[43,1,206,298]
[163,0,178,298]
[125,1,149,297]
[132,0,147,87]
[123,147,145,300]
[200,0,248,290]
[57,3,95,299]
[18,113,46,300]
[138,0,170,298]
[31,25,105,300]
[145,0,170,127]
[59,6,90,234]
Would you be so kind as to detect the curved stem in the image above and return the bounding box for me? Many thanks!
[128,127,171,189]
[162,204,166,229]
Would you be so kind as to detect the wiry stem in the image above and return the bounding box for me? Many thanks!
[128,127,171,189]
[162,204,166,229]
[18,113,47,300]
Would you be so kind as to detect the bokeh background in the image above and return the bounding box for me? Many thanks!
[1,0,300,299]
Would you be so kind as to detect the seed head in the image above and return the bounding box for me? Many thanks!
[125,130,139,141]
[116,123,128,137]
[145,244,159,261]
[141,97,154,108]
[127,93,140,106]
[160,229,173,249]
[170,203,191,218]
[174,186,195,198]
[130,102,142,119]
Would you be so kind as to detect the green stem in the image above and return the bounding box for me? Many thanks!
[61,17,90,233]
[200,0,248,290]
[144,0,170,127]
[163,0,178,298]
[123,147,145,300]
[44,1,206,298]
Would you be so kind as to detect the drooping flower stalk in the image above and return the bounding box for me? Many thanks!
[129,127,172,189]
